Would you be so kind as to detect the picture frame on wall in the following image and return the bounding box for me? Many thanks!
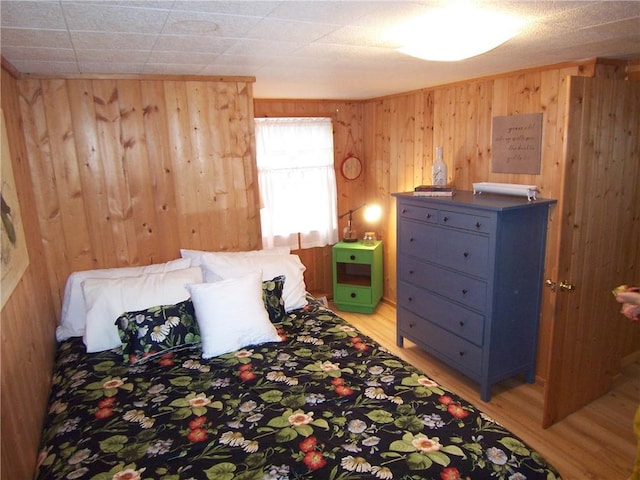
[491,112,543,174]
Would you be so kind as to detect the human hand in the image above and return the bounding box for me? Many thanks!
[614,286,640,321]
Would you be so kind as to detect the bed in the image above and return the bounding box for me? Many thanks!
[36,252,561,480]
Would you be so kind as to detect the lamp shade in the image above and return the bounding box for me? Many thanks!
[363,204,382,223]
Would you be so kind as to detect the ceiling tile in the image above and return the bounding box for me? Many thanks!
[170,1,280,17]
[78,61,146,73]
[146,49,218,64]
[152,34,235,54]
[161,10,261,37]
[142,62,207,74]
[1,28,72,49]
[246,17,339,43]
[70,31,157,50]
[11,60,80,75]
[61,2,169,33]
[1,1,67,30]
[224,38,301,56]
[1,45,76,61]
[266,1,373,25]
[75,49,150,63]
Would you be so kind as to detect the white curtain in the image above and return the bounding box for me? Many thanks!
[255,117,338,250]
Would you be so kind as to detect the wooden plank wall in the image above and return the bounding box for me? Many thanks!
[254,99,365,296]
[16,77,260,320]
[1,66,57,479]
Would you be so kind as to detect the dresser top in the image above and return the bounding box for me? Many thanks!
[393,190,556,211]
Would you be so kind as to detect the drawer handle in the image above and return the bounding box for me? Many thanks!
[426,213,432,219]
[463,252,469,258]
[459,351,465,357]
[409,322,415,328]
[459,321,465,327]
[350,254,356,260]
[462,289,468,295]
[402,208,407,214]
[476,221,481,228]
[409,237,415,242]
[407,296,413,302]
[443,216,449,222]
[409,270,414,275]
[350,292,357,298]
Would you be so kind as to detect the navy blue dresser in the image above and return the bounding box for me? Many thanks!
[393,191,556,401]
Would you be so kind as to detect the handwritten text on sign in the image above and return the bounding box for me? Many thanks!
[491,113,542,174]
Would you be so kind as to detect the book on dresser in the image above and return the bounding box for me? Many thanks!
[392,190,556,401]
[414,184,455,196]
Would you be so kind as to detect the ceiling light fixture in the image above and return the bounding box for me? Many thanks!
[394,3,526,62]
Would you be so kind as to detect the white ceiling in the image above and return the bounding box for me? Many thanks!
[1,1,639,100]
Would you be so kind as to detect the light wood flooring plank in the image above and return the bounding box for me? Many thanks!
[331,300,639,480]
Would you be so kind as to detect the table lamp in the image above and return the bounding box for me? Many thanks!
[339,204,382,242]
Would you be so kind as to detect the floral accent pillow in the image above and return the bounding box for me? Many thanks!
[263,275,287,323]
[115,300,201,364]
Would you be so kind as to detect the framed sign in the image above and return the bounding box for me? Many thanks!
[1,109,30,308]
[491,113,543,174]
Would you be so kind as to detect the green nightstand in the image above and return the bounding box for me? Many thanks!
[332,240,383,313]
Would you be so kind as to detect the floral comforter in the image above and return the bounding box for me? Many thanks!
[36,298,560,480]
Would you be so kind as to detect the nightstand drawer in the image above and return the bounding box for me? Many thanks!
[398,309,482,378]
[334,249,373,264]
[438,210,494,234]
[398,255,487,311]
[398,281,484,345]
[399,220,489,277]
[334,285,372,305]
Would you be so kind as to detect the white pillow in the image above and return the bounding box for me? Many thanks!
[180,247,291,267]
[81,267,203,353]
[200,254,307,311]
[57,258,191,341]
[186,272,282,359]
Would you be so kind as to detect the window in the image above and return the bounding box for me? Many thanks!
[255,117,338,250]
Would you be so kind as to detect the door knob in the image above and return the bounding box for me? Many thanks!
[545,279,575,293]
[545,279,557,292]
[559,281,575,292]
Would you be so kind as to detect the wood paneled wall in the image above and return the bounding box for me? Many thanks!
[254,99,365,296]
[17,77,260,319]
[1,66,57,479]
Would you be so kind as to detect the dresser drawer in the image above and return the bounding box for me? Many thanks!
[334,249,373,264]
[398,281,484,345]
[398,309,482,378]
[398,202,438,224]
[438,209,494,234]
[334,284,372,305]
[398,256,486,311]
[399,220,489,278]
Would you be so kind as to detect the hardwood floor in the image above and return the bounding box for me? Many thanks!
[331,300,639,480]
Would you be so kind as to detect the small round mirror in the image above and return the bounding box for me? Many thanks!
[341,154,362,180]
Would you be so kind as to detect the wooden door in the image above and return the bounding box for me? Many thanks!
[542,77,640,427]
